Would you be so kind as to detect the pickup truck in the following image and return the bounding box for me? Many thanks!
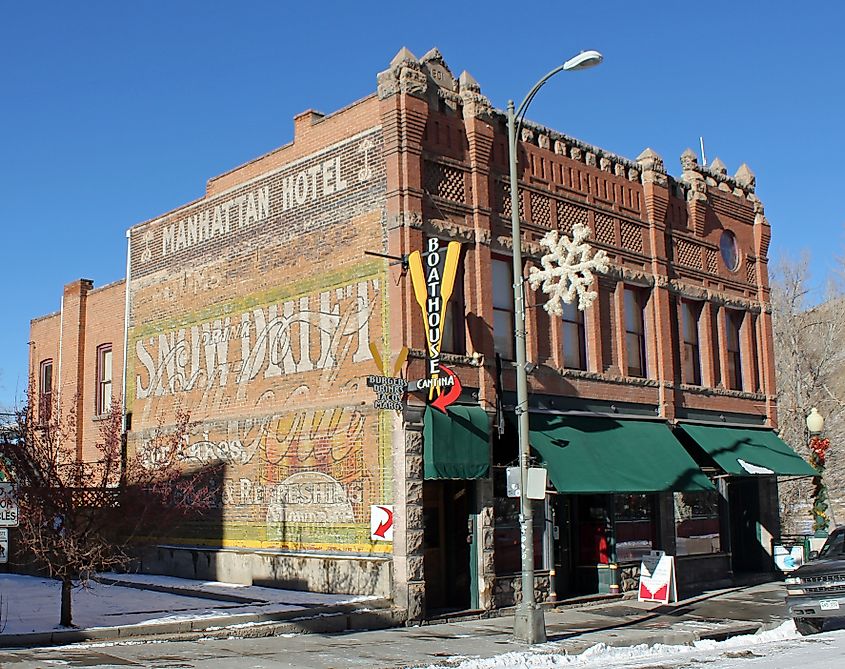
[784,526,845,635]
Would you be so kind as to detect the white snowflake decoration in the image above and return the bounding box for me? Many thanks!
[528,223,610,315]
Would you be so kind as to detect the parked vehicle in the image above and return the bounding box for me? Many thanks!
[784,527,845,635]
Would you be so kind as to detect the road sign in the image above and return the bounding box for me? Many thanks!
[0,483,19,527]
[0,528,7,563]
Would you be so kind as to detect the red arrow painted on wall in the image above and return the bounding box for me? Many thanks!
[431,364,462,414]
[373,506,394,538]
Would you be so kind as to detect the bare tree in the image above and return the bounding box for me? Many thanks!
[771,254,845,533]
[0,394,217,628]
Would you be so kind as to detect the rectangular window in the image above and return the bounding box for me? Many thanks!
[96,344,113,415]
[725,310,743,390]
[624,287,647,377]
[492,257,515,360]
[440,262,466,355]
[39,359,53,422]
[749,314,761,393]
[561,301,587,370]
[674,491,721,555]
[681,300,702,385]
[614,493,656,562]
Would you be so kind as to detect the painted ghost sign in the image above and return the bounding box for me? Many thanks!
[126,130,392,555]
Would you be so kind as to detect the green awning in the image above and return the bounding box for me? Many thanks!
[528,414,715,493]
[677,423,816,477]
[424,406,490,480]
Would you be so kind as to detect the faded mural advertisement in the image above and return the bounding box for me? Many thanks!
[127,131,391,554]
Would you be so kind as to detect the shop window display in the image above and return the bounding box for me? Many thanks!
[674,491,721,555]
[614,493,656,562]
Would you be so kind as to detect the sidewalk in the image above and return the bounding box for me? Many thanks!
[0,572,791,660]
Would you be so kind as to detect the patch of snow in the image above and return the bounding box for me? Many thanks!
[0,572,375,637]
[415,621,802,669]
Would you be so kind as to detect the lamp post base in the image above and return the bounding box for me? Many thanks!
[513,604,547,644]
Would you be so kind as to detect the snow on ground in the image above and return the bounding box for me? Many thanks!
[0,573,376,636]
[416,621,807,669]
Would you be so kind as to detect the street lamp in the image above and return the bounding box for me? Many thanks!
[805,407,831,536]
[806,407,824,435]
[507,50,603,645]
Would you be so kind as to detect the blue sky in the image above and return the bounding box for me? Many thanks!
[1,2,842,407]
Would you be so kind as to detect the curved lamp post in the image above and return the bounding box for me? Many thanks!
[507,49,603,645]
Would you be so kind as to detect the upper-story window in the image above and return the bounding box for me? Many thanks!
[748,313,761,393]
[492,257,515,360]
[681,300,702,385]
[561,301,587,370]
[725,310,743,391]
[96,344,113,415]
[719,230,740,272]
[441,263,466,355]
[624,286,648,378]
[39,359,53,422]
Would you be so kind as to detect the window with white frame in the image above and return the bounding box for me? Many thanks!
[681,300,702,385]
[725,310,743,390]
[39,358,53,422]
[624,286,647,377]
[561,300,587,370]
[96,344,113,415]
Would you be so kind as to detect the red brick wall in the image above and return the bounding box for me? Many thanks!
[378,50,775,427]
[79,281,126,460]
[27,48,781,560]
[28,280,125,460]
[126,100,390,554]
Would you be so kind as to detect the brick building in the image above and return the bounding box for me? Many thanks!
[29,47,815,619]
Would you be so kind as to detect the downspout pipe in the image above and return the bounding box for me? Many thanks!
[121,229,132,434]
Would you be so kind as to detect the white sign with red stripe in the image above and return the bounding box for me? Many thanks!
[638,550,677,604]
[370,505,394,542]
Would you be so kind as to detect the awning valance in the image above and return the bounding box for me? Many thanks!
[528,414,715,493]
[423,406,490,480]
[677,423,816,477]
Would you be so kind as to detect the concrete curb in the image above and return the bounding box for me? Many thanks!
[0,600,404,649]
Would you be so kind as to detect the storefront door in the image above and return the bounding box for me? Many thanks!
[729,478,765,572]
[551,495,573,598]
[572,494,612,594]
[423,480,474,613]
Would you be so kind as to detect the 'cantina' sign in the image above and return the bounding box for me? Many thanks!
[366,238,464,413]
[408,238,462,411]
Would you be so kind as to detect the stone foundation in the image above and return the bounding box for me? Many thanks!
[137,545,392,597]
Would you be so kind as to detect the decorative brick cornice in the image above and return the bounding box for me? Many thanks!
[602,265,656,287]
[666,278,768,313]
[427,217,477,243]
[678,148,757,202]
[458,70,493,121]
[494,233,540,256]
[675,382,768,403]
[636,148,668,188]
[555,367,661,389]
[388,211,423,230]
[377,47,429,100]
[489,110,642,183]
